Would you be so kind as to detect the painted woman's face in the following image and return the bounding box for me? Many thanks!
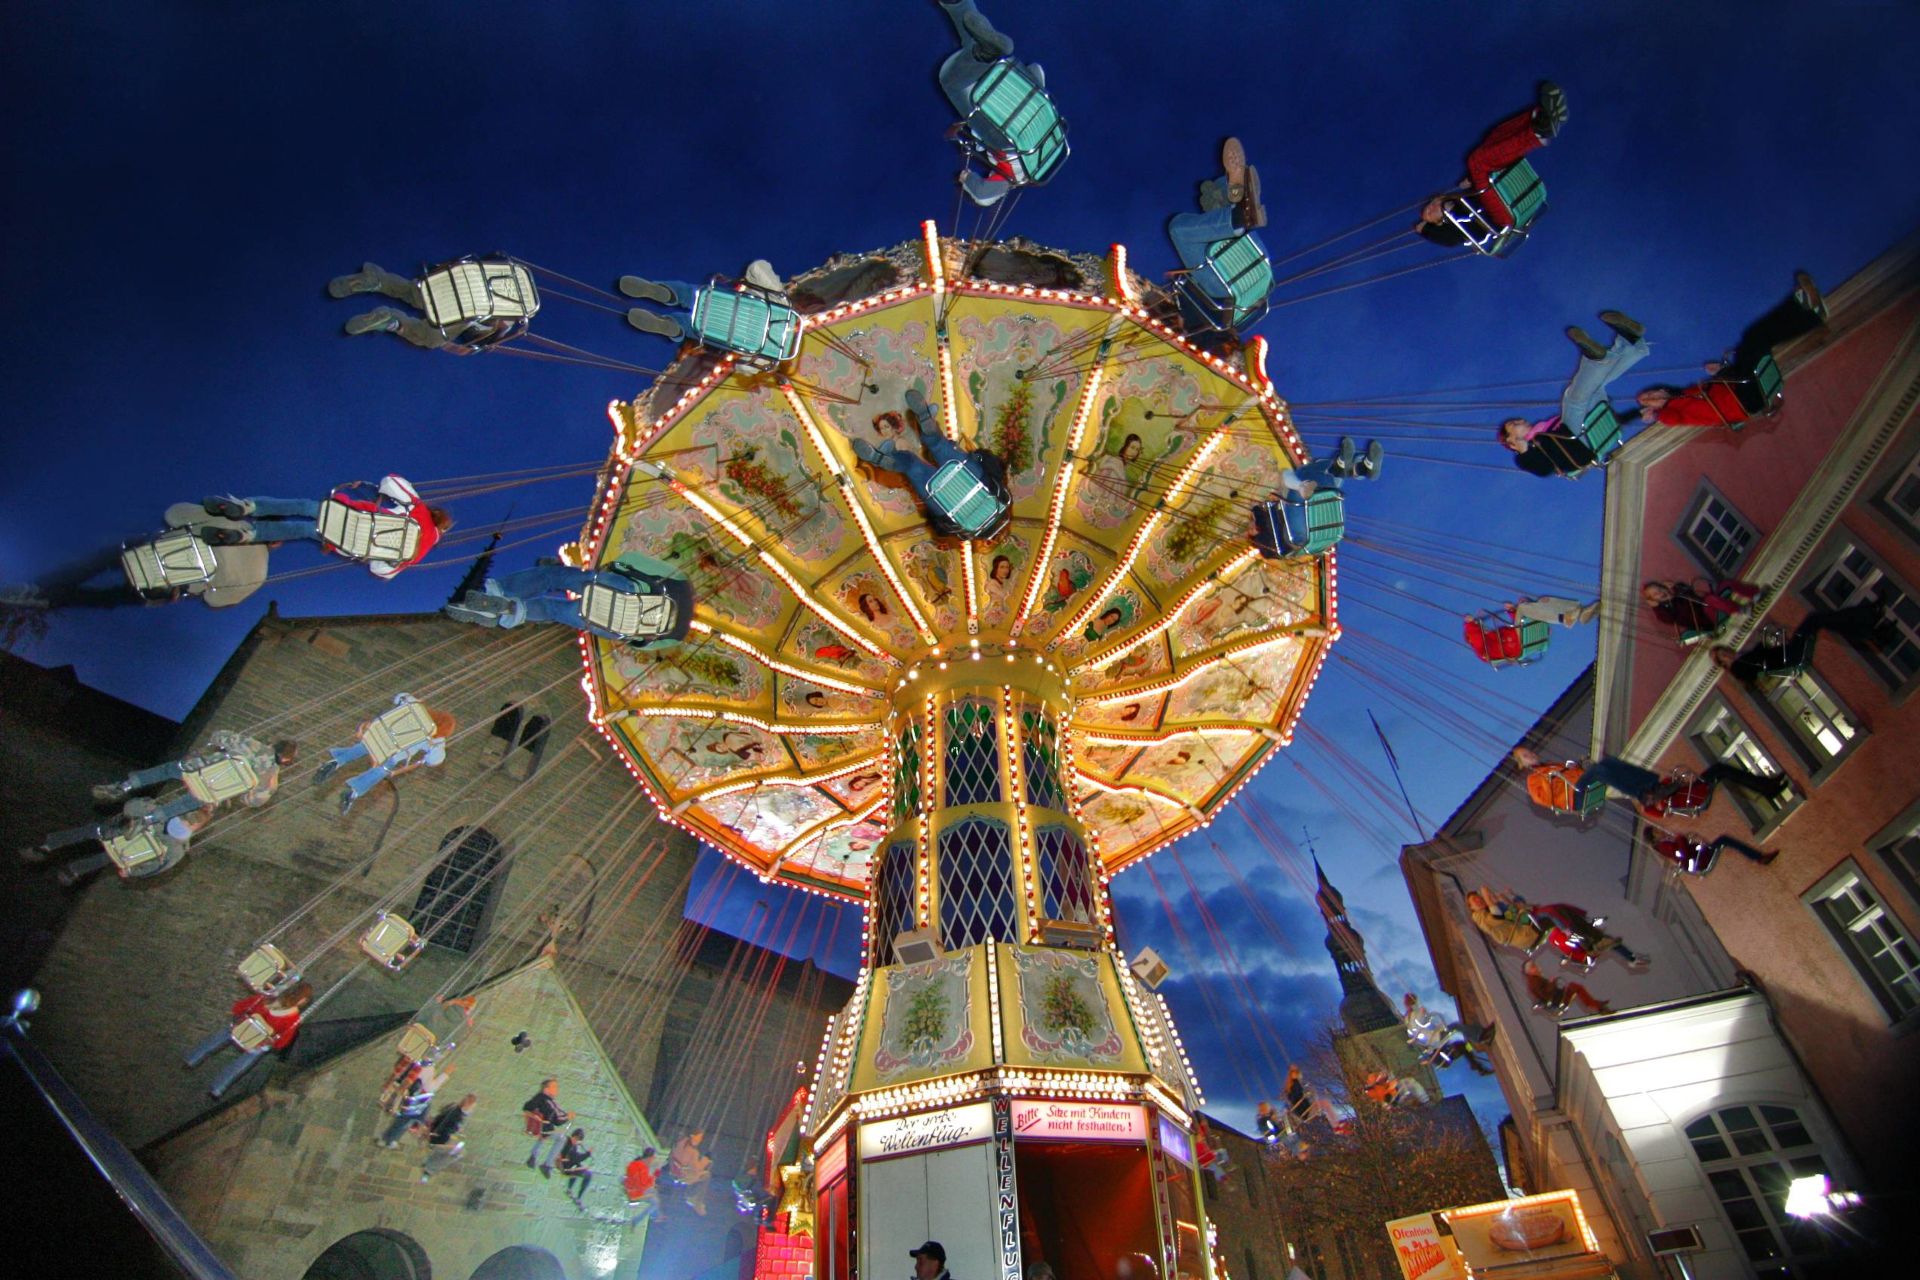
[1120,435,1143,462]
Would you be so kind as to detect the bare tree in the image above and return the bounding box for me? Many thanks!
[1261,1027,1504,1279]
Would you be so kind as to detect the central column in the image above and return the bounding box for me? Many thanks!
[869,652,1109,965]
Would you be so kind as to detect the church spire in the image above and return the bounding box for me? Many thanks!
[1316,857,1400,1034]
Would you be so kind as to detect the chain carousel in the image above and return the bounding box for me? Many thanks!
[567,224,1340,1280]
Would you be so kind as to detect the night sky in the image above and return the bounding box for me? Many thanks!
[5,1,1919,1143]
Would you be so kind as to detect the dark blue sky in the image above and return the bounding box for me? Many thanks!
[5,1,1919,1136]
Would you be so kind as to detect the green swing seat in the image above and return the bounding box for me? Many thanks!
[925,459,1009,539]
[689,283,803,370]
[1573,399,1624,467]
[964,60,1069,188]
[1442,159,1548,257]
[1177,230,1274,333]
[1253,490,1345,558]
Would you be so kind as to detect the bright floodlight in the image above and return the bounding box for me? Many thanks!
[1784,1173,1833,1219]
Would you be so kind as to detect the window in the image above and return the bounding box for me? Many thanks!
[1805,862,1920,1021]
[1875,443,1920,540]
[1021,708,1066,811]
[1679,485,1759,575]
[892,721,922,822]
[1874,805,1920,907]
[1035,826,1095,923]
[1756,667,1862,772]
[412,826,506,953]
[1804,542,1920,689]
[942,698,1002,807]
[1685,1104,1835,1277]
[937,817,1016,947]
[1689,698,1797,829]
[870,840,917,964]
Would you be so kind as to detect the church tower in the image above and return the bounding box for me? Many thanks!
[1315,859,1440,1099]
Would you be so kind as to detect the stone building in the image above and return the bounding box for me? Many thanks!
[1312,860,1438,1101]
[14,605,850,1280]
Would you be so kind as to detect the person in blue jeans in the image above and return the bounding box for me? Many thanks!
[933,0,1054,207]
[446,556,694,647]
[1511,746,1789,812]
[852,389,1009,539]
[1250,437,1382,559]
[1167,138,1268,329]
[316,693,454,816]
[618,262,786,342]
[1500,311,1648,473]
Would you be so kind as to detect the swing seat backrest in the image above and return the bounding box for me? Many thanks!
[689,286,802,367]
[181,753,261,805]
[1279,490,1345,557]
[122,530,219,596]
[103,826,169,876]
[360,913,424,971]
[1575,400,1623,465]
[580,582,677,639]
[1490,160,1547,229]
[1526,763,1585,813]
[359,700,440,764]
[1439,194,1515,257]
[229,1013,278,1054]
[236,944,297,995]
[965,61,1068,187]
[1186,232,1274,328]
[318,499,423,564]
[394,1022,438,1064]
[419,259,540,327]
[926,459,1007,538]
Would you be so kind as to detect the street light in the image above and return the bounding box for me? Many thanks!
[1783,1173,1862,1219]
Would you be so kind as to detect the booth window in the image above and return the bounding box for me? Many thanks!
[413,826,506,953]
[1685,1104,1835,1275]
[1804,861,1920,1022]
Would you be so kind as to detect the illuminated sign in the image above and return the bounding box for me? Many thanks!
[1010,1100,1147,1143]
[1441,1190,1600,1270]
[1157,1114,1193,1165]
[857,1102,994,1161]
[1384,1214,1461,1280]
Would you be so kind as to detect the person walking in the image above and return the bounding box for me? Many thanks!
[523,1078,572,1177]
[422,1094,478,1181]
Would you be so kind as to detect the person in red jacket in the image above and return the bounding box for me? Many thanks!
[1633,272,1827,428]
[183,980,312,1099]
[199,476,451,577]
[1416,82,1568,248]
[1651,831,1778,874]
[624,1147,662,1227]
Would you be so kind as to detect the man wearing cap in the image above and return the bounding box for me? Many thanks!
[912,1241,952,1280]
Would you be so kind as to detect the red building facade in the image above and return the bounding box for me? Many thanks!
[1593,238,1920,1197]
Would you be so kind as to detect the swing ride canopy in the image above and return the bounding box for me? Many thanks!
[571,226,1339,900]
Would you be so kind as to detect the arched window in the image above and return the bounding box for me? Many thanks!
[302,1228,431,1280]
[1035,826,1094,923]
[468,1247,566,1280]
[489,702,552,777]
[943,698,1001,807]
[413,827,506,954]
[1684,1104,1836,1275]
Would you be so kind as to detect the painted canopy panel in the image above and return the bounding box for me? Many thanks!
[578,232,1336,898]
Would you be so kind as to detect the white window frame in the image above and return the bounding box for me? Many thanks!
[1870,799,1920,911]
[1752,663,1864,780]
[1803,860,1920,1025]
[1682,1103,1837,1277]
[1801,540,1920,694]
[1676,482,1760,577]
[1873,438,1920,542]
[1687,695,1798,834]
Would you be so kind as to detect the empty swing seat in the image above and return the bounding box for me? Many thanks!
[925,459,1010,539]
[1252,491,1345,559]
[359,700,440,764]
[181,753,261,806]
[103,826,169,876]
[1574,399,1623,467]
[1175,231,1273,332]
[122,530,219,598]
[236,944,298,995]
[317,498,423,564]
[1442,159,1547,257]
[963,60,1069,188]
[1465,614,1550,667]
[360,913,425,971]
[418,257,539,346]
[688,284,802,369]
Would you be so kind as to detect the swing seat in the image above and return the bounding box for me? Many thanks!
[229,1012,277,1054]
[103,825,169,876]
[580,582,679,640]
[360,913,425,971]
[359,699,440,764]
[418,256,538,348]
[925,459,1010,539]
[1174,230,1273,333]
[1573,399,1623,466]
[1677,613,1731,648]
[394,1022,438,1064]
[122,530,219,598]
[1704,353,1785,428]
[181,753,261,806]
[1528,763,1605,816]
[688,283,802,370]
[236,944,298,995]
[1252,492,1344,559]
[317,498,423,564]
[1442,160,1547,257]
[1643,772,1712,819]
[1465,614,1550,667]
[960,60,1069,189]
